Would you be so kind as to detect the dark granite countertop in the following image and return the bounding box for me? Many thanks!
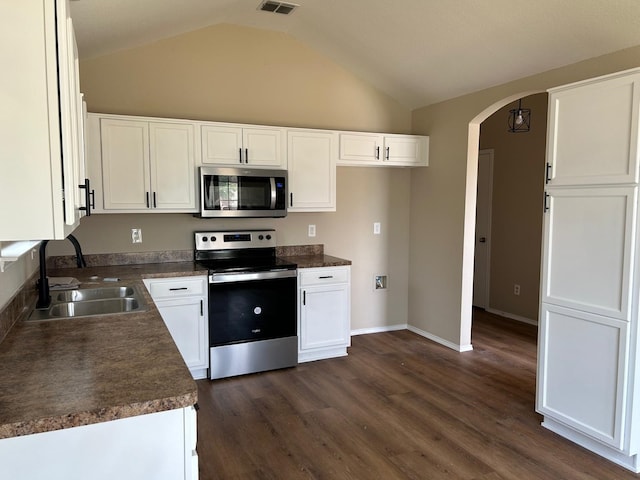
[0,248,350,440]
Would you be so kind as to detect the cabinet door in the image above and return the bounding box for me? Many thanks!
[0,0,84,240]
[547,72,640,186]
[155,296,208,373]
[288,130,337,212]
[149,122,196,211]
[243,127,285,168]
[299,283,350,351]
[201,125,243,165]
[537,304,629,448]
[338,132,384,164]
[540,186,637,320]
[100,119,151,210]
[384,135,428,166]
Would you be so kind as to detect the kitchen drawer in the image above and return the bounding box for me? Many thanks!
[145,277,206,299]
[298,267,349,286]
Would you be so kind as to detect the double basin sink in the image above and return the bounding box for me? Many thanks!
[28,285,146,321]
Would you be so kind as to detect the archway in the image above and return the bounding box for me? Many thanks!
[460,90,544,347]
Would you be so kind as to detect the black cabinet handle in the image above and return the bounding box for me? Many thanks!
[78,178,93,216]
[169,287,189,291]
[385,146,390,160]
[303,290,306,306]
[544,192,550,213]
[245,148,249,164]
[376,146,380,159]
[146,192,150,208]
[153,192,157,208]
[545,163,552,184]
[239,148,243,163]
[200,299,204,316]
[318,275,334,279]
[290,192,293,207]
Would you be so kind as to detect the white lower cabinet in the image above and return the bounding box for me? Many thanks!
[144,276,209,380]
[0,406,198,480]
[537,304,629,448]
[298,266,351,362]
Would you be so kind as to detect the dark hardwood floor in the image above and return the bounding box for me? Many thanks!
[196,310,638,479]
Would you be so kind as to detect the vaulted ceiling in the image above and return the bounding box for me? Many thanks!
[70,0,640,109]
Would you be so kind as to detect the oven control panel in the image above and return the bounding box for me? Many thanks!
[195,230,276,251]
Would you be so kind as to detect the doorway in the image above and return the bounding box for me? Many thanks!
[472,149,493,309]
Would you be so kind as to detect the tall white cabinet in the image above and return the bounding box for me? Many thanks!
[537,68,640,472]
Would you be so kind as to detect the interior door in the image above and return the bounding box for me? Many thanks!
[473,150,494,308]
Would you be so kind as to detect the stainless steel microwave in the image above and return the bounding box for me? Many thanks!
[199,167,288,218]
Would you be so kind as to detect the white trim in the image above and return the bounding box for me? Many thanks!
[485,308,538,326]
[351,324,407,336]
[407,324,473,352]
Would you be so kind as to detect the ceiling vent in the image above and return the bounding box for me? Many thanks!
[258,1,299,15]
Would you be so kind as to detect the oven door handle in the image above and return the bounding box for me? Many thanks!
[209,269,297,283]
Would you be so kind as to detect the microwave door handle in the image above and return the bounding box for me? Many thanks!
[270,177,276,209]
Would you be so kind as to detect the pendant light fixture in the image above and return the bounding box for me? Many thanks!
[508,98,531,133]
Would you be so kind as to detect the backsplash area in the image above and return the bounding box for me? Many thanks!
[0,272,37,343]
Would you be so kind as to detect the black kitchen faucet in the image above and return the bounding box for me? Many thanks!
[36,234,86,309]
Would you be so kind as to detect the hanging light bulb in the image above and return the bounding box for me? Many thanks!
[515,110,524,125]
[508,98,531,133]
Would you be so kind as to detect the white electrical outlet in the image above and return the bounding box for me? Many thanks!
[514,284,520,296]
[308,225,316,237]
[374,222,381,235]
[131,228,142,244]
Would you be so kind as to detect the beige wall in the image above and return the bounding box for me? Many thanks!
[410,46,640,348]
[478,93,548,322]
[46,23,413,331]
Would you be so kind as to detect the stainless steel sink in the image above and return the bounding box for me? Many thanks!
[28,285,146,321]
[53,286,136,303]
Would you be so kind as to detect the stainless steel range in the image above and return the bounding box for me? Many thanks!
[194,229,298,380]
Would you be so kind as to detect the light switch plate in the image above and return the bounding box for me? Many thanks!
[308,225,316,237]
[374,222,381,235]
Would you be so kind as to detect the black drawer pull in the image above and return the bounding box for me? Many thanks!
[318,275,334,279]
[169,287,189,291]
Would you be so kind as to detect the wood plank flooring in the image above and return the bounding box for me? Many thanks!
[196,310,638,479]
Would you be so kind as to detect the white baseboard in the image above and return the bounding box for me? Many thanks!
[407,324,473,352]
[350,323,473,353]
[485,307,538,326]
[351,324,407,336]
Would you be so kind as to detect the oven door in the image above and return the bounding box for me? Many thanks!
[209,269,297,346]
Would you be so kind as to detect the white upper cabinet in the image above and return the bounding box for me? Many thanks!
[338,132,429,167]
[1,0,88,240]
[89,115,197,213]
[546,71,640,186]
[201,124,286,168]
[287,129,338,212]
